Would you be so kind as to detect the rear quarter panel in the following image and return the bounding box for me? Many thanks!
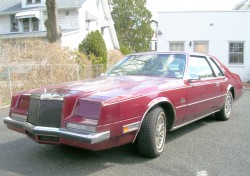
[212,56,243,101]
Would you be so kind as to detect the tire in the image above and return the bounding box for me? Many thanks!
[137,107,166,158]
[216,91,233,121]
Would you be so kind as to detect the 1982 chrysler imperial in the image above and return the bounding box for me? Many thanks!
[4,52,242,158]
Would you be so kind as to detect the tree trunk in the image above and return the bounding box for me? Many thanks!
[45,0,61,43]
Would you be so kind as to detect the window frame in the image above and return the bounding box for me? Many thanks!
[32,17,39,31]
[26,0,32,4]
[27,0,41,4]
[22,18,30,32]
[228,41,244,65]
[10,14,18,32]
[169,42,185,51]
[155,42,158,51]
[22,18,39,32]
[193,41,209,54]
[188,55,216,80]
[208,57,225,77]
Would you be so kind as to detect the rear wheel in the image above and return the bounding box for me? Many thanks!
[137,107,166,158]
[216,91,233,121]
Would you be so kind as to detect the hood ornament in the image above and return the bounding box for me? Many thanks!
[31,89,66,101]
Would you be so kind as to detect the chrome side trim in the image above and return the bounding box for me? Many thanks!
[171,110,220,131]
[175,94,226,109]
[187,94,226,107]
[3,117,110,144]
[176,104,188,109]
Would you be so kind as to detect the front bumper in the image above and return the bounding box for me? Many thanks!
[4,117,110,144]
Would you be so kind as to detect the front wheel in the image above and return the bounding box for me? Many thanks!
[216,91,233,121]
[137,107,166,158]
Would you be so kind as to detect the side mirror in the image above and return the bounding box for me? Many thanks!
[188,74,201,82]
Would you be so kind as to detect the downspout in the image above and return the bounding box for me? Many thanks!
[100,0,120,49]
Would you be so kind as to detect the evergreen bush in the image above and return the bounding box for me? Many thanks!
[78,30,107,66]
[120,45,131,55]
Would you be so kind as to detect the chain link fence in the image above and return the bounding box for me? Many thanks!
[0,38,123,111]
[0,64,106,108]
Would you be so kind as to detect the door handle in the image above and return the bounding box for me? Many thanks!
[216,82,220,86]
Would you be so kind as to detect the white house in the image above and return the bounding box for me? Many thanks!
[0,0,119,49]
[157,11,250,82]
[149,20,158,51]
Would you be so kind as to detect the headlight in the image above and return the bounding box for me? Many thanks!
[66,123,96,132]
[73,99,101,120]
[67,99,101,132]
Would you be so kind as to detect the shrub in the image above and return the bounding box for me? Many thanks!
[78,30,107,66]
[120,45,131,55]
[108,49,124,66]
[0,38,110,107]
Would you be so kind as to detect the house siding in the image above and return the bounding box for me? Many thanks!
[158,11,250,82]
[102,27,114,49]
[61,31,86,49]
[58,9,79,30]
[0,15,11,34]
[61,0,115,50]
[0,0,119,50]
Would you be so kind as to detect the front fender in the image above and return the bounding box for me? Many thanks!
[132,97,176,142]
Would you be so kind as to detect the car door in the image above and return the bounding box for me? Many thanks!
[184,55,222,122]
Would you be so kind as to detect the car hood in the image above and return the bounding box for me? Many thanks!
[25,76,184,103]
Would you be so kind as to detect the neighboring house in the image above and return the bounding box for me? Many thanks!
[0,0,119,49]
[149,20,158,51]
[157,11,250,82]
[233,0,250,10]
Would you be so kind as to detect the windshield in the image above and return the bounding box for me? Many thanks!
[105,54,186,78]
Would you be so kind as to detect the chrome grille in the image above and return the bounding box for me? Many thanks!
[27,98,63,128]
[27,98,40,125]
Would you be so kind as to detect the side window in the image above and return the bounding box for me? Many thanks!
[208,57,224,77]
[188,56,215,79]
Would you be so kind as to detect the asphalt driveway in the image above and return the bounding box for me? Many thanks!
[0,90,249,176]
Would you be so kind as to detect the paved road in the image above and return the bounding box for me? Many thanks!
[0,90,249,176]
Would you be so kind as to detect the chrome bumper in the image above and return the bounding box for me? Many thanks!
[3,117,110,144]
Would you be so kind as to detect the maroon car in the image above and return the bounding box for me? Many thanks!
[4,52,243,158]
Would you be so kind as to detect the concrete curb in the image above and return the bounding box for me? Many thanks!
[0,105,10,109]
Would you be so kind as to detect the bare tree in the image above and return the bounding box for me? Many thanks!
[44,0,61,43]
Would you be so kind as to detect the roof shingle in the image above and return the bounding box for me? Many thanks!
[0,0,86,14]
